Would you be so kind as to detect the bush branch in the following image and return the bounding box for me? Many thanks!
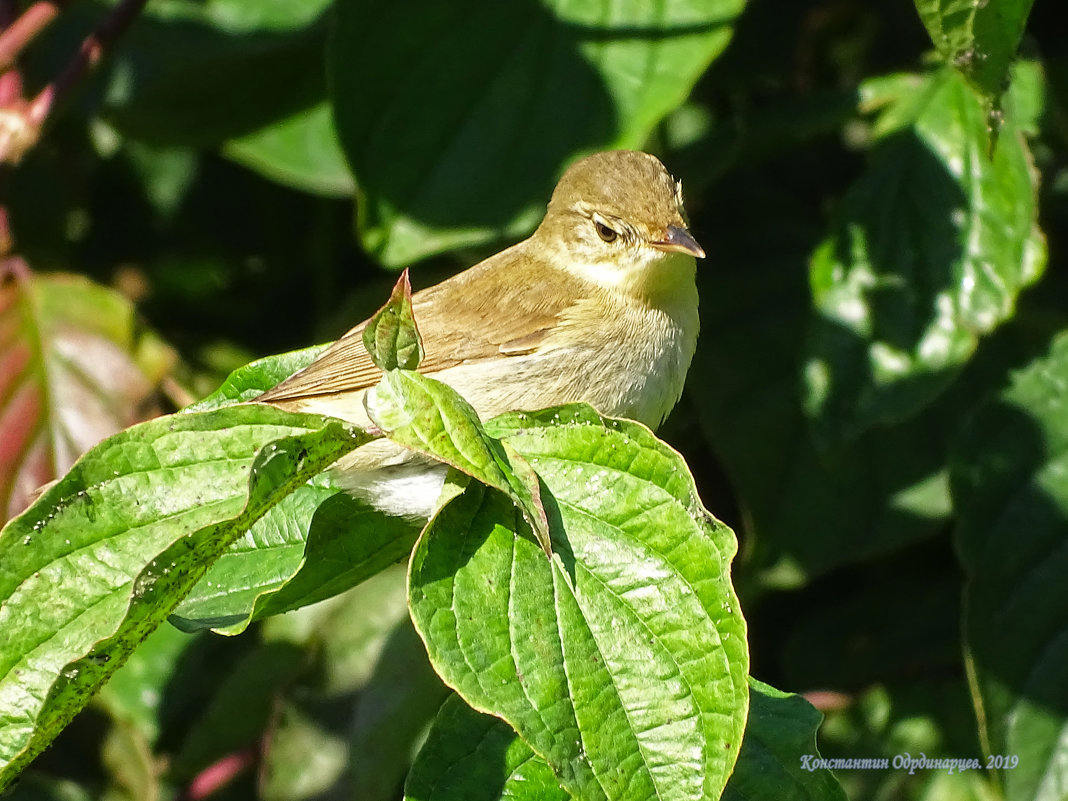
[0,0,146,164]
[0,1,69,72]
[26,0,148,129]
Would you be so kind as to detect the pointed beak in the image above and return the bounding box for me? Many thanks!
[651,224,705,259]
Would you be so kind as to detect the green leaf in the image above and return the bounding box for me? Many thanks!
[913,0,1036,122]
[173,348,412,635]
[404,695,569,801]
[803,67,1045,442]
[363,270,424,371]
[0,405,367,790]
[95,623,197,744]
[260,567,447,801]
[346,617,450,800]
[189,344,328,411]
[171,490,420,635]
[224,101,355,198]
[691,254,953,584]
[167,474,340,633]
[406,679,843,801]
[329,0,744,266]
[951,332,1068,801]
[0,264,177,522]
[102,0,332,148]
[169,640,306,780]
[169,317,424,635]
[410,405,748,801]
[367,371,550,553]
[723,679,847,801]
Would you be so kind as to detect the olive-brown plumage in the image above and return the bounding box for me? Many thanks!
[258,150,703,517]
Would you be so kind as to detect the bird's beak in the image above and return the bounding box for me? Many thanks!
[651,225,705,259]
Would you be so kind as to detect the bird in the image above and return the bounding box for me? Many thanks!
[257,150,704,518]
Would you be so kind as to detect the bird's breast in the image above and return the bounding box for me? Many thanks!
[530,286,698,428]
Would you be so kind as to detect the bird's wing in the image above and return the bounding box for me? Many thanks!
[257,247,568,404]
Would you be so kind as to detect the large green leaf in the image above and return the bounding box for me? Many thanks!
[405,679,844,801]
[153,345,356,635]
[0,405,367,789]
[171,274,430,634]
[951,333,1068,801]
[913,0,1036,120]
[224,101,354,198]
[404,694,569,801]
[329,0,744,266]
[409,405,748,801]
[690,253,953,584]
[803,67,1045,442]
[101,0,333,148]
[722,679,846,801]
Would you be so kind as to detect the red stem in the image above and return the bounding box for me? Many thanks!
[26,0,149,128]
[0,1,68,72]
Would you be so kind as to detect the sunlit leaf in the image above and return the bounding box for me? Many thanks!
[362,269,423,371]
[224,102,354,198]
[411,405,748,801]
[0,405,366,790]
[803,67,1044,442]
[367,371,550,552]
[405,679,844,801]
[913,0,1035,122]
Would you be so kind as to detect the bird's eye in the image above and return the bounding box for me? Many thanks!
[594,220,618,243]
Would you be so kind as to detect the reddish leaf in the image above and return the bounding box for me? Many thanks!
[0,259,176,521]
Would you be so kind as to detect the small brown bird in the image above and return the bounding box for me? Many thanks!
[258,150,704,517]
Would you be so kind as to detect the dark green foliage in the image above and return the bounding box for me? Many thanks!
[1,0,1064,799]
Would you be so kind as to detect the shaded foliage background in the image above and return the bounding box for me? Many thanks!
[0,0,1065,799]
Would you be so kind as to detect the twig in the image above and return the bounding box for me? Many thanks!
[0,1,69,72]
[0,0,147,163]
[0,208,11,257]
[0,0,24,105]
[26,0,149,129]
[0,65,19,105]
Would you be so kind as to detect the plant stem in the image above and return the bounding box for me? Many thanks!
[26,0,149,129]
[0,1,69,72]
